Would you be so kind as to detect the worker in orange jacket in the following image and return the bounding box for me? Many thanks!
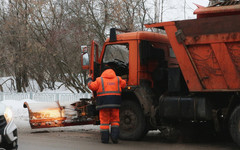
[87,69,126,143]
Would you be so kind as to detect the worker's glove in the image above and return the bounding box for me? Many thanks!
[86,74,92,85]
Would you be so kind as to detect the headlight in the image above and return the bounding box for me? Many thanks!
[4,107,13,123]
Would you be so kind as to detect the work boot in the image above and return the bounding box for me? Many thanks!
[101,130,109,144]
[111,127,119,144]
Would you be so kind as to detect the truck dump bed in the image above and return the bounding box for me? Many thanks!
[146,4,240,92]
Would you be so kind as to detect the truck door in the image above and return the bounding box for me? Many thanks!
[90,41,100,80]
[81,40,100,80]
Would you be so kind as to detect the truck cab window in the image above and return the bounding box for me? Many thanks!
[102,44,129,76]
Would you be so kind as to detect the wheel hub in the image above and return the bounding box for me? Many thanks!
[124,117,131,124]
[121,110,137,130]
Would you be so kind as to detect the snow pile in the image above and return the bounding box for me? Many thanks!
[0,76,96,133]
[2,99,35,131]
[2,99,99,133]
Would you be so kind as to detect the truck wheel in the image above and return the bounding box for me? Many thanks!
[229,105,240,146]
[119,100,146,140]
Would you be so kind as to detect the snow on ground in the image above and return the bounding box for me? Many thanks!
[2,98,161,136]
[2,99,33,131]
[0,76,98,133]
[0,77,161,135]
[0,76,76,93]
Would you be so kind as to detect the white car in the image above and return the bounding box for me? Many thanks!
[0,103,18,150]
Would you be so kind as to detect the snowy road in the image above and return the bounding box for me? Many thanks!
[17,126,239,150]
[2,100,240,150]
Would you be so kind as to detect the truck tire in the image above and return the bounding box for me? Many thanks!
[229,105,240,146]
[119,100,146,140]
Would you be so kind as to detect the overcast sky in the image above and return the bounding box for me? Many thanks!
[188,0,209,9]
[147,0,210,21]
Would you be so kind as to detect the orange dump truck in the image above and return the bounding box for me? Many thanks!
[145,2,240,144]
[24,1,240,146]
[144,2,240,144]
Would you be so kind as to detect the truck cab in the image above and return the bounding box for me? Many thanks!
[84,30,181,95]
[82,30,184,140]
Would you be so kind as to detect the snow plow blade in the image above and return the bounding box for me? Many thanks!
[23,99,98,129]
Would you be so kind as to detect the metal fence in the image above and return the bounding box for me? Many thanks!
[0,92,92,102]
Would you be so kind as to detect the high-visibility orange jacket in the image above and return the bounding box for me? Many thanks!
[87,69,126,110]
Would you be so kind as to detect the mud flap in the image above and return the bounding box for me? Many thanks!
[23,99,98,129]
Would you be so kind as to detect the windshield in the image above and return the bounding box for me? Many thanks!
[103,44,129,63]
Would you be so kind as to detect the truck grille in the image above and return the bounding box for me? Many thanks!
[0,115,7,134]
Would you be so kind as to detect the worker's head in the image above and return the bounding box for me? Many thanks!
[101,65,112,73]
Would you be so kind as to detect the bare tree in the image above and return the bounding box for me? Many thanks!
[26,0,91,92]
[184,0,186,19]
[0,0,152,93]
[154,0,160,23]
[107,0,150,31]
[0,0,30,92]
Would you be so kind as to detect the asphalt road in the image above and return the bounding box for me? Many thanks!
[17,126,239,150]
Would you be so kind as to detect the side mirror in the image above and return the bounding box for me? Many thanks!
[81,46,89,70]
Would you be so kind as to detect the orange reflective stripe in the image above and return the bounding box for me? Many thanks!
[100,125,109,130]
[111,123,119,126]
